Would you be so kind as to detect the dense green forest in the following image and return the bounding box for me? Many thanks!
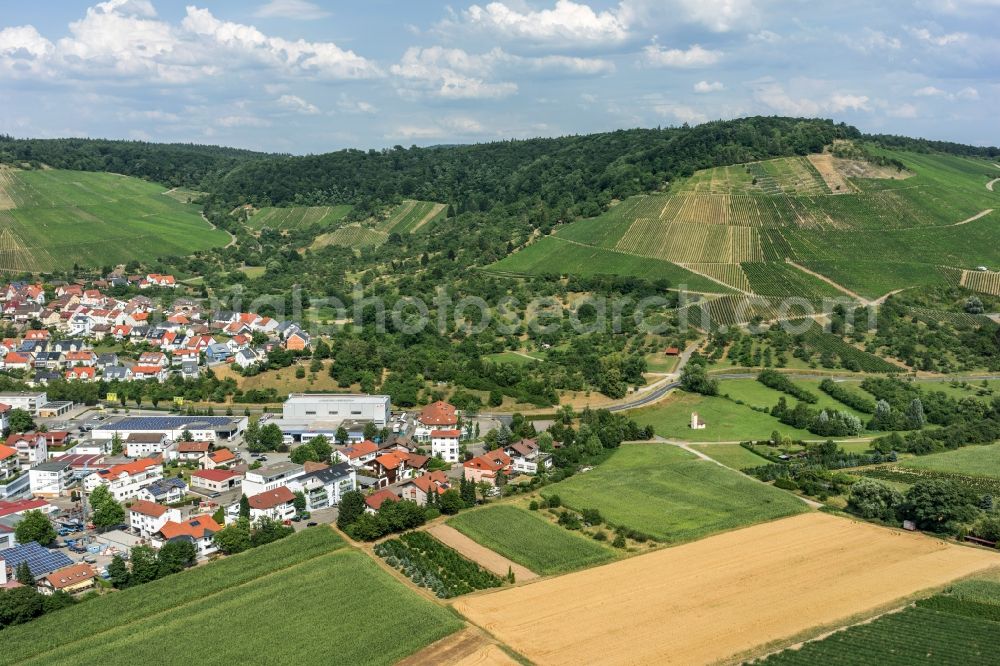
[0,136,268,189]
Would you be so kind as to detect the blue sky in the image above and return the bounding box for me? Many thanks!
[1,0,997,153]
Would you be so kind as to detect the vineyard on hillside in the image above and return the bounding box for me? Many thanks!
[962,269,1000,296]
[248,205,352,231]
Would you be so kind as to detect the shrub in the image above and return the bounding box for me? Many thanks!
[593,530,607,542]
[546,494,561,508]
[773,477,799,491]
[528,500,539,511]
[581,508,603,525]
[612,534,626,548]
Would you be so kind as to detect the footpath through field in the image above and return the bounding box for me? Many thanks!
[783,258,867,303]
[426,524,538,581]
[454,512,1000,666]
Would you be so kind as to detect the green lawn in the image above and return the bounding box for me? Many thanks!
[0,528,458,666]
[719,378,869,420]
[900,442,1000,479]
[447,505,616,575]
[546,443,808,543]
[690,443,772,470]
[0,168,229,271]
[482,351,541,365]
[630,390,814,442]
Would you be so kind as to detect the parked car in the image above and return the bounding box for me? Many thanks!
[306,522,318,527]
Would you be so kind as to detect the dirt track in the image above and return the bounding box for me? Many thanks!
[454,512,1000,666]
[427,524,537,581]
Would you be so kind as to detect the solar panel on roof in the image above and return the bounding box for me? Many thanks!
[0,542,74,577]
[95,416,238,431]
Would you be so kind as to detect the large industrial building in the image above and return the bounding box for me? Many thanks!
[0,392,49,416]
[92,415,248,442]
[276,393,391,442]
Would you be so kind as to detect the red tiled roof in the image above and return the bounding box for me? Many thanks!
[419,401,458,426]
[342,440,378,459]
[430,429,460,437]
[97,458,161,480]
[248,486,295,510]
[464,451,512,472]
[44,563,95,590]
[158,515,221,540]
[191,468,241,482]
[373,451,408,469]
[0,444,16,461]
[0,498,49,517]
[406,471,450,495]
[365,488,399,511]
[208,449,236,463]
[129,499,168,518]
[177,441,210,453]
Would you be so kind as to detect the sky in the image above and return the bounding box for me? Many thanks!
[0,0,997,154]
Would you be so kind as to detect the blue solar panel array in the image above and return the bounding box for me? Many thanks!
[0,541,74,576]
[95,416,239,431]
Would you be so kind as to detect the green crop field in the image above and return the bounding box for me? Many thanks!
[629,390,815,442]
[716,378,869,420]
[489,236,730,292]
[447,505,616,575]
[378,200,446,234]
[248,204,352,231]
[760,579,1000,664]
[545,443,807,542]
[0,528,459,666]
[690,442,772,469]
[900,442,1000,479]
[487,150,1000,307]
[0,168,229,271]
[309,200,443,249]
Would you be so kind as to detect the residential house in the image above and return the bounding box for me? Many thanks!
[414,400,458,442]
[38,563,96,596]
[128,499,181,538]
[136,478,188,504]
[153,515,221,557]
[7,433,47,468]
[130,365,167,382]
[28,460,73,498]
[179,361,200,380]
[205,343,232,363]
[333,440,379,468]
[201,448,237,469]
[398,471,451,506]
[95,353,119,370]
[0,445,18,484]
[83,458,164,502]
[65,366,96,382]
[3,352,32,372]
[463,451,513,486]
[504,439,553,475]
[364,488,400,514]
[173,441,210,462]
[102,366,132,382]
[233,348,260,369]
[247,486,297,522]
[124,433,168,458]
[137,351,168,367]
[286,463,356,511]
[64,350,96,366]
[429,429,461,463]
[32,351,64,370]
[284,329,310,351]
[189,469,243,494]
[241,462,304,497]
[370,451,427,486]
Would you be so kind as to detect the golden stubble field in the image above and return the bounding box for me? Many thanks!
[453,512,1000,666]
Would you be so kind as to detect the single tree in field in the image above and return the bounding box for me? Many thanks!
[157,540,197,576]
[336,490,365,530]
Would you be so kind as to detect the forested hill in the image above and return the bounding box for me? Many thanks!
[210,117,858,219]
[0,136,271,189]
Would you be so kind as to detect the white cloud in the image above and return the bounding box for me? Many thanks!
[391,46,517,99]
[336,95,377,114]
[448,0,629,47]
[390,45,612,100]
[0,2,379,84]
[618,0,757,34]
[217,114,271,128]
[650,101,708,124]
[914,85,980,100]
[749,30,780,43]
[753,81,870,116]
[887,103,918,118]
[841,28,902,54]
[254,0,331,20]
[387,116,487,140]
[276,94,319,114]
[643,43,722,68]
[694,80,724,93]
[908,26,969,46]
[668,0,756,33]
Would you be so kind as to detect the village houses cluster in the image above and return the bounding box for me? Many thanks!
[0,278,313,386]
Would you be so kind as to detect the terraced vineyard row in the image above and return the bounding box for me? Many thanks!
[742,262,850,300]
[962,269,1000,296]
[249,205,352,230]
[313,224,387,248]
[616,221,766,263]
[684,263,751,292]
[678,295,788,329]
[905,306,998,329]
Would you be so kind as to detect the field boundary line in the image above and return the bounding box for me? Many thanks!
[783,259,867,303]
[426,524,538,581]
[953,208,993,226]
[8,537,348,666]
[677,262,751,294]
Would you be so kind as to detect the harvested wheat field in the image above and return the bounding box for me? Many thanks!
[454,512,1000,666]
[398,627,519,666]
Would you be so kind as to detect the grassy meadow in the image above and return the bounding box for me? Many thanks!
[447,505,616,575]
[0,168,228,271]
[545,443,808,543]
[0,528,459,666]
[900,442,1000,479]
